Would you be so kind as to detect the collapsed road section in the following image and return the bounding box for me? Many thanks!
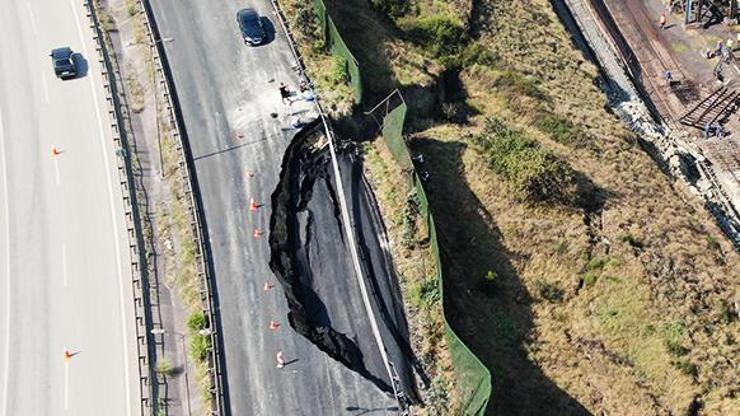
[269,119,421,407]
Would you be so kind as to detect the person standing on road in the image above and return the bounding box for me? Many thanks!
[279,82,290,104]
[658,13,667,30]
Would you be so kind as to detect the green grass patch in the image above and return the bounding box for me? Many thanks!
[535,113,584,146]
[190,334,211,362]
[188,311,208,332]
[409,13,466,57]
[471,117,577,203]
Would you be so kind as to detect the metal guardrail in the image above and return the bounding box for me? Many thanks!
[136,0,225,414]
[268,0,405,410]
[82,1,156,414]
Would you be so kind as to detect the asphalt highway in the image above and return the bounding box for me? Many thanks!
[0,0,139,414]
[148,0,407,413]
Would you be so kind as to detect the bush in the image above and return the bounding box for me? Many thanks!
[457,41,499,67]
[583,271,599,286]
[187,311,208,332]
[496,71,547,100]
[621,234,644,250]
[673,360,698,378]
[329,55,349,85]
[537,280,564,303]
[664,321,690,357]
[536,114,583,146]
[471,117,577,203]
[420,278,441,306]
[155,356,174,376]
[190,334,211,362]
[411,14,466,56]
[126,0,137,16]
[371,0,410,17]
[295,3,320,40]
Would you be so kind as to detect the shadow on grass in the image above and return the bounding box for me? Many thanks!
[411,138,592,416]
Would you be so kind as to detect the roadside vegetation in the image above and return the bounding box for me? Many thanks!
[283,0,740,414]
[363,141,460,414]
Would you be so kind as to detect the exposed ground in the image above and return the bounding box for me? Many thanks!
[282,0,740,415]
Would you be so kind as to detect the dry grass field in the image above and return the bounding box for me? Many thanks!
[281,0,740,414]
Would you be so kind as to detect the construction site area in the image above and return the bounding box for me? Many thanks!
[574,0,740,244]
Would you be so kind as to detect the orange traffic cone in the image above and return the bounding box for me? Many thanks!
[250,198,259,212]
[269,321,280,331]
[263,282,274,291]
[276,351,285,369]
[52,146,62,157]
[253,228,263,238]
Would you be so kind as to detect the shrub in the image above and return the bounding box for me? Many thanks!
[190,334,211,362]
[536,114,583,146]
[537,280,564,303]
[621,234,644,250]
[295,3,320,40]
[329,55,349,85]
[187,311,208,332]
[496,71,547,100]
[155,356,174,376]
[126,0,137,16]
[673,360,698,378]
[583,271,599,286]
[420,278,441,306]
[371,0,410,17]
[706,236,721,251]
[471,117,577,203]
[457,41,499,67]
[664,321,690,357]
[411,14,466,56]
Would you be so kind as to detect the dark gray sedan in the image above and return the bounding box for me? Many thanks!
[50,47,77,79]
[237,8,265,46]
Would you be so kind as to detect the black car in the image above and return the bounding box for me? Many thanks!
[237,8,265,46]
[50,47,77,79]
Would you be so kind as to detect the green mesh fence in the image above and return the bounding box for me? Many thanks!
[313,0,363,104]
[382,103,414,171]
[382,105,492,415]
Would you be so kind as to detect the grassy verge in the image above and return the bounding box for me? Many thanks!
[362,140,460,415]
[286,0,740,414]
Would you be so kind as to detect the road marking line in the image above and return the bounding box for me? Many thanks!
[62,244,68,287]
[0,108,12,416]
[26,2,38,36]
[69,1,132,413]
[41,72,50,104]
[63,359,69,411]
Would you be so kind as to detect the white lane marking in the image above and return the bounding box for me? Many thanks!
[41,72,50,104]
[26,2,38,36]
[69,1,132,413]
[61,245,68,287]
[63,359,69,410]
[54,157,61,187]
[0,109,12,416]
